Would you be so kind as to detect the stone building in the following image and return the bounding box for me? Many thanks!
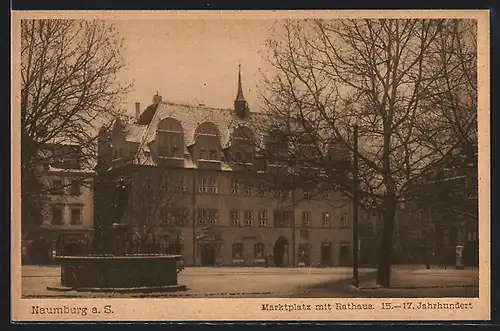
[95,68,354,267]
[392,157,478,267]
[22,143,95,263]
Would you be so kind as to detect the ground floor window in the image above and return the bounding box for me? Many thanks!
[51,205,64,225]
[232,243,243,259]
[254,243,265,259]
[298,243,309,264]
[70,208,82,225]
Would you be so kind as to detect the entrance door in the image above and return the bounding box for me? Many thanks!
[339,244,351,266]
[321,243,332,266]
[201,244,216,266]
[273,236,288,267]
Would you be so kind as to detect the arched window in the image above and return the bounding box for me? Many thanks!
[157,118,184,158]
[195,122,221,162]
[158,117,183,132]
[195,122,220,136]
[266,129,288,164]
[231,126,255,164]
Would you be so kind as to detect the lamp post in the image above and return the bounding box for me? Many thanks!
[352,124,360,288]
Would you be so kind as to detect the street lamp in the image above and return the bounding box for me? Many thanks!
[352,124,360,288]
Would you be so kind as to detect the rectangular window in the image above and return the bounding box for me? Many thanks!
[258,183,266,196]
[198,209,207,225]
[303,190,311,199]
[71,208,82,225]
[340,213,349,228]
[274,210,292,227]
[200,148,207,159]
[302,211,311,227]
[323,192,330,199]
[172,145,179,156]
[208,209,218,225]
[231,179,240,194]
[70,180,81,196]
[322,212,331,228]
[230,210,240,226]
[298,243,309,264]
[232,243,244,259]
[52,178,64,195]
[174,209,188,226]
[52,206,63,225]
[244,211,254,226]
[175,176,186,192]
[208,177,218,193]
[277,147,288,158]
[199,177,208,193]
[258,210,267,227]
[244,182,253,196]
[209,149,217,160]
[254,243,265,259]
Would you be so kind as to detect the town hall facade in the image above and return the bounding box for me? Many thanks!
[95,68,354,267]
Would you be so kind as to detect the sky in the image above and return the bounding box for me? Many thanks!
[113,19,278,117]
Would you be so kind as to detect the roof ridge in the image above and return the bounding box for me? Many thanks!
[162,101,233,113]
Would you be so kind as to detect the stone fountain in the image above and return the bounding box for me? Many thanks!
[47,176,186,294]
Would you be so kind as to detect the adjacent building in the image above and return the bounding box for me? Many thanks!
[22,143,95,263]
[392,155,478,267]
[95,68,355,267]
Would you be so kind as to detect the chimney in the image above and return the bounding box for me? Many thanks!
[135,102,141,119]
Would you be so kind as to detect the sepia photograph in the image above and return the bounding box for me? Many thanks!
[11,10,489,321]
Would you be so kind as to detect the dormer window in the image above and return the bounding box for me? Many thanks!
[231,126,255,165]
[194,122,222,165]
[157,118,184,159]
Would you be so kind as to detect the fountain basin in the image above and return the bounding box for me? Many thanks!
[47,254,186,293]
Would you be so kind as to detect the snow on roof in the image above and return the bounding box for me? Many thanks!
[132,101,266,168]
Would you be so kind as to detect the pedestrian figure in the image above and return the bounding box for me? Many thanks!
[264,255,268,268]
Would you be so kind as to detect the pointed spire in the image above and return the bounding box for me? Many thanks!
[234,64,249,119]
[235,64,245,101]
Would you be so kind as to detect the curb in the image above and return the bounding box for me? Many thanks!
[25,291,277,298]
[46,284,187,294]
[348,284,478,291]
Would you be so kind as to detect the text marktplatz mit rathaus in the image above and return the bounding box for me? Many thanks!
[261,303,375,311]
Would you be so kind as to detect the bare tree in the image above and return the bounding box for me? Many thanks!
[255,19,477,286]
[124,168,190,253]
[412,20,478,220]
[21,19,132,236]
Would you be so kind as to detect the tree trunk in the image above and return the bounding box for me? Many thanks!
[376,193,397,287]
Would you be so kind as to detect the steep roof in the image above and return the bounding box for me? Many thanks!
[131,101,267,167]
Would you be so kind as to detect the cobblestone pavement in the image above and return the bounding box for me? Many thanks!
[21,265,479,298]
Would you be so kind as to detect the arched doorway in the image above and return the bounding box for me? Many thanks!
[273,236,289,267]
[201,244,217,266]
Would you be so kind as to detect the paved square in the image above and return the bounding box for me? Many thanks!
[21,265,479,298]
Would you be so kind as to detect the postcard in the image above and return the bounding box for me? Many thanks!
[11,9,490,322]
